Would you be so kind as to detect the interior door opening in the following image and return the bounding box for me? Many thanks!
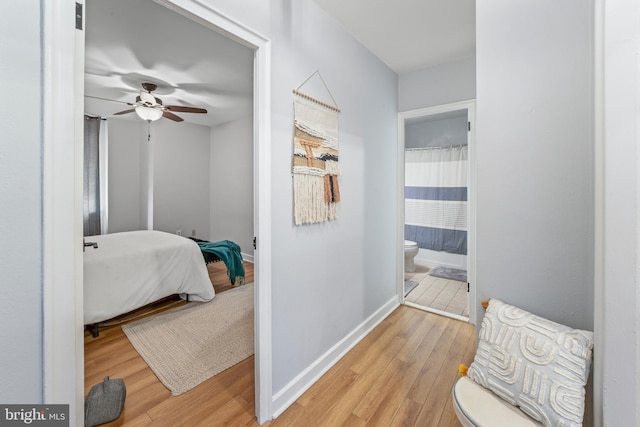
[397,101,476,325]
[78,0,272,423]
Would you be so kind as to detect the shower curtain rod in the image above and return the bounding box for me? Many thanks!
[405,144,468,151]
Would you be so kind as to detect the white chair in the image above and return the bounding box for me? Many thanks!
[453,376,542,426]
[452,299,593,427]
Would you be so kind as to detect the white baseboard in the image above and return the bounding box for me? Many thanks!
[271,296,399,419]
[242,252,254,263]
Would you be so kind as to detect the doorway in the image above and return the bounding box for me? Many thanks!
[82,0,268,420]
[397,100,476,325]
[43,0,272,424]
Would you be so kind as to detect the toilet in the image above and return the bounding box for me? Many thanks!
[404,240,419,273]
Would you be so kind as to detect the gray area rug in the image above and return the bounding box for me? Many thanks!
[404,280,419,296]
[122,283,254,396]
[429,266,467,282]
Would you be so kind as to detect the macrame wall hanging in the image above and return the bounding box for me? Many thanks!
[292,70,341,225]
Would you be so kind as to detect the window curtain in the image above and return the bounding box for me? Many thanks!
[83,116,108,236]
[404,145,468,254]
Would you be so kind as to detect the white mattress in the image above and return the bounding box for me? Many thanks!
[83,230,215,324]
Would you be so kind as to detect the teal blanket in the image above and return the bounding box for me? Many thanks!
[197,240,245,285]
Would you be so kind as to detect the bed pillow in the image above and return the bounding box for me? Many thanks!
[467,299,594,427]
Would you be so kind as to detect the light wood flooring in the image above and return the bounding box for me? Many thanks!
[85,262,476,426]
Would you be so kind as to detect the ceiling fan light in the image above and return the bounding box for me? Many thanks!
[135,106,163,121]
[139,91,157,106]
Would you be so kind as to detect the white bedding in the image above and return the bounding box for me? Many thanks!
[84,230,215,325]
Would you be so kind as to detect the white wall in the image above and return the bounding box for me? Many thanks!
[476,0,593,330]
[0,0,43,403]
[398,56,476,112]
[210,116,254,258]
[196,0,269,37]
[475,4,596,423]
[269,0,398,397]
[108,119,214,239]
[107,119,142,233]
[405,114,468,149]
[153,120,211,239]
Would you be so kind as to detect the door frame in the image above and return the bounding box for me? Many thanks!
[397,100,477,325]
[42,0,273,424]
[42,1,86,423]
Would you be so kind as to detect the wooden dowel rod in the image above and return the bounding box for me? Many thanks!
[293,89,341,113]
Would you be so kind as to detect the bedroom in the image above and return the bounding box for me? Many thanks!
[81,0,259,409]
[2,0,637,426]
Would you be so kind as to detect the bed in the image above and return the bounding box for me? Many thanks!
[83,230,215,329]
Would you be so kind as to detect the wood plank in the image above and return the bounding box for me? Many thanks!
[413,322,475,427]
[284,368,360,426]
[311,336,407,427]
[355,357,407,423]
[395,313,437,363]
[407,317,462,405]
[193,398,256,427]
[105,382,171,426]
[388,398,426,427]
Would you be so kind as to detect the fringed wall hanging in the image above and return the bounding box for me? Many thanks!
[292,70,341,225]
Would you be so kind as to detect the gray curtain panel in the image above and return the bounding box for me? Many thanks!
[83,116,102,237]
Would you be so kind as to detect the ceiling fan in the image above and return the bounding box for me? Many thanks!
[96,82,207,122]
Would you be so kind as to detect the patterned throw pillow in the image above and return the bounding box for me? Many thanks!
[467,299,594,427]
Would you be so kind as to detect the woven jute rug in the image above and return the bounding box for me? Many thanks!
[122,283,254,396]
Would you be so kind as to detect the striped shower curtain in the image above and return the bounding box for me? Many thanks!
[404,145,468,255]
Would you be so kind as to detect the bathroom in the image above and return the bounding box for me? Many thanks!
[402,106,472,321]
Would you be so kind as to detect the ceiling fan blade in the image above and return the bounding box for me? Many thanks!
[165,105,207,114]
[163,111,184,122]
[113,109,136,116]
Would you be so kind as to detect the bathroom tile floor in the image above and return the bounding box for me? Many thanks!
[404,261,469,319]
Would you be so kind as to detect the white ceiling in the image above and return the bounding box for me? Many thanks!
[84,0,254,128]
[312,0,476,74]
[84,0,475,127]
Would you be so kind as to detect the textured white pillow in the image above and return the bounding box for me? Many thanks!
[467,299,594,427]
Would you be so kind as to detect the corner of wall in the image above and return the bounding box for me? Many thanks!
[271,297,399,419]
